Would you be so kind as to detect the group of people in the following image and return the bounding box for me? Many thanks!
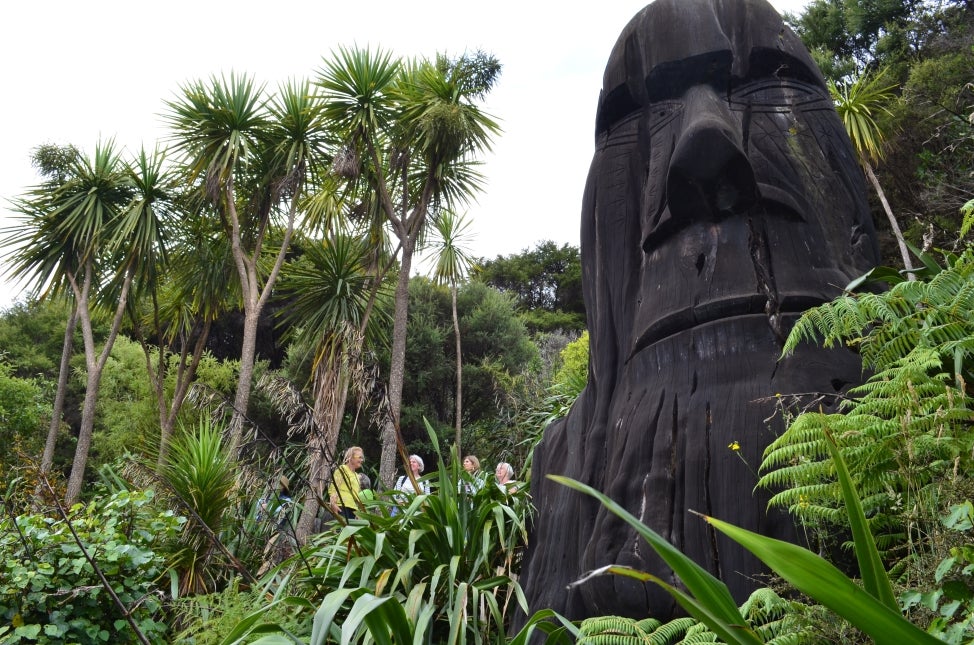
[461,455,519,494]
[324,447,521,520]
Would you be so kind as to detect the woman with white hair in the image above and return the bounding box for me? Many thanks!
[495,461,519,493]
[392,454,431,514]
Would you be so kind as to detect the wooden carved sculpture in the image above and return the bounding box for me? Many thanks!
[519,0,880,620]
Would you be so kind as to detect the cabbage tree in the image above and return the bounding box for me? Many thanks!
[317,48,500,485]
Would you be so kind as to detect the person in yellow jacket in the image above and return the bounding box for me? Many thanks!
[329,446,364,520]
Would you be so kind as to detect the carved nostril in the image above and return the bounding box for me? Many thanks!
[665,118,758,221]
[713,163,758,214]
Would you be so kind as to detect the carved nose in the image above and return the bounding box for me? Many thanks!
[665,91,757,222]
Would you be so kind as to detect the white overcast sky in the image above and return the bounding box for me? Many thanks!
[0,0,808,310]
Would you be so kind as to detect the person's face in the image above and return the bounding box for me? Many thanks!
[495,464,508,482]
[588,0,876,361]
[409,457,422,474]
[349,451,364,471]
[463,458,475,473]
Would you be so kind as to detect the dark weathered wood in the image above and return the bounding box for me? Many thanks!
[519,0,880,621]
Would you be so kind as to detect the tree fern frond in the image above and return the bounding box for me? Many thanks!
[644,616,697,644]
[578,615,654,644]
[741,588,816,645]
[680,620,720,642]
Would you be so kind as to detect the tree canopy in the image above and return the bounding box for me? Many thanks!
[473,241,584,334]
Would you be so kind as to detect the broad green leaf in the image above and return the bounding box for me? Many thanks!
[310,588,356,645]
[584,565,763,645]
[703,515,942,645]
[216,599,287,645]
[549,475,758,639]
[247,633,301,645]
[507,608,579,645]
[845,264,907,291]
[343,593,409,645]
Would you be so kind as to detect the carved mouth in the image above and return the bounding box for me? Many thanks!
[630,181,820,361]
[642,183,807,253]
[628,292,827,361]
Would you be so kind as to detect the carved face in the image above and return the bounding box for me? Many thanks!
[520,0,879,622]
[584,0,876,362]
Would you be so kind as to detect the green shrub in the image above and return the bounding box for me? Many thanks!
[901,501,974,643]
[0,489,183,644]
[170,579,304,644]
[0,361,50,477]
[223,421,543,644]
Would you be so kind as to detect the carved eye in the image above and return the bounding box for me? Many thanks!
[731,80,828,110]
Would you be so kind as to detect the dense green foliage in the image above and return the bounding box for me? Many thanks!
[3,2,974,640]
[787,1,974,263]
[0,362,49,476]
[398,278,537,456]
[0,299,82,379]
[473,241,584,333]
[761,250,974,543]
[785,0,962,80]
[160,418,240,596]
[219,426,550,644]
[745,243,974,640]
[0,489,181,643]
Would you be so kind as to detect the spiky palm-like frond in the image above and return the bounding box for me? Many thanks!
[161,417,238,595]
[429,209,475,286]
[2,140,131,298]
[276,233,391,354]
[394,54,500,170]
[164,73,269,194]
[317,46,400,142]
[266,78,334,191]
[829,69,897,166]
[113,145,175,303]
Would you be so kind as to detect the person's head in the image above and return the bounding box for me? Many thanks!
[344,446,365,471]
[495,462,514,483]
[358,472,371,490]
[408,454,425,474]
[278,475,291,496]
[462,455,480,473]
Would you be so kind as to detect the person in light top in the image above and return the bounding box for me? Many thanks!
[495,461,518,493]
[459,454,484,495]
[392,454,430,514]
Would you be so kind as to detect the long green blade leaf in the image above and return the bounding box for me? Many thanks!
[549,475,757,637]
[704,516,941,645]
[582,565,762,645]
[824,429,898,610]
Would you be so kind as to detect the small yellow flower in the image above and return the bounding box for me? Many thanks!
[728,441,740,451]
